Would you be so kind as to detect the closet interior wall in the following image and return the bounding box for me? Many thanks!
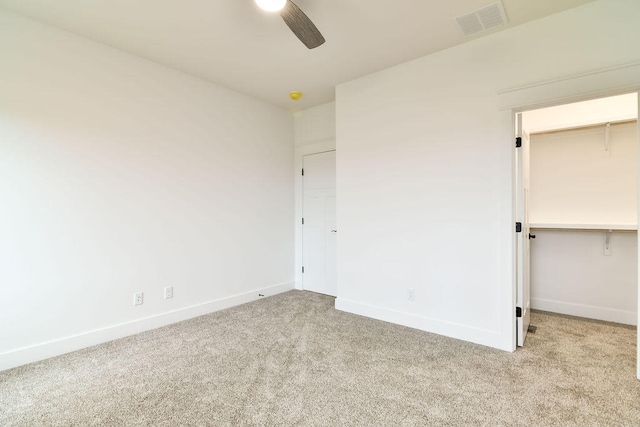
[525,96,638,325]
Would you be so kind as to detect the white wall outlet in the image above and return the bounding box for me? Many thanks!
[133,292,144,306]
[164,286,173,299]
[407,288,415,301]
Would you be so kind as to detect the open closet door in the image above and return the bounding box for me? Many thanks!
[516,113,531,347]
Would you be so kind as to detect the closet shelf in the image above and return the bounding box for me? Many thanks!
[529,223,637,231]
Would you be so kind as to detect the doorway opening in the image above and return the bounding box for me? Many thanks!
[515,93,639,348]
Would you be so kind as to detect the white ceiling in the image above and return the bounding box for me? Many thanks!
[0,0,598,110]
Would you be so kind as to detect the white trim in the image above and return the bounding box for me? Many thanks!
[637,92,640,380]
[499,62,640,111]
[531,298,637,326]
[500,109,518,352]
[335,298,510,351]
[0,281,294,372]
[294,139,336,290]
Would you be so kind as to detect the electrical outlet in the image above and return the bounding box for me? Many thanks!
[407,289,415,301]
[164,286,173,299]
[133,292,144,306]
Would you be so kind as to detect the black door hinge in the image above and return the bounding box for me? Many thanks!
[516,137,522,148]
[516,307,522,318]
[302,218,304,225]
[301,168,304,176]
[516,222,522,233]
[302,266,305,274]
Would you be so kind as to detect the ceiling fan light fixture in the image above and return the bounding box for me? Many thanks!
[255,0,287,12]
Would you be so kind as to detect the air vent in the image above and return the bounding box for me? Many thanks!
[455,1,508,37]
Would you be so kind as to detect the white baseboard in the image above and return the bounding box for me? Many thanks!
[335,298,511,351]
[531,297,637,326]
[0,281,294,372]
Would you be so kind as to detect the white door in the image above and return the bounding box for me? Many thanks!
[516,113,531,346]
[302,151,337,296]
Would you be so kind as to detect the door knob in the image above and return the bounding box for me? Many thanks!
[529,233,536,239]
[331,230,337,233]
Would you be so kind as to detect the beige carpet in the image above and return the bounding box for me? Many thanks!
[1,290,638,426]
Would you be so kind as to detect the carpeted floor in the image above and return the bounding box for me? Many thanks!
[0,290,638,426]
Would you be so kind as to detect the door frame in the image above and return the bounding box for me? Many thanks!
[294,140,336,291]
[499,61,640,379]
[515,113,531,347]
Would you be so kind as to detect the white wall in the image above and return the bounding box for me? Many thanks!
[293,102,336,289]
[294,102,336,147]
[0,10,294,371]
[335,0,640,350]
[529,122,638,226]
[530,230,638,325]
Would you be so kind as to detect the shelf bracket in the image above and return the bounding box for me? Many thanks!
[604,229,612,256]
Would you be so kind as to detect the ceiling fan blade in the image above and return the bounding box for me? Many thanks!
[280,0,325,49]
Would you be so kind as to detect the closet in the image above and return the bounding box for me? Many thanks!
[522,93,639,325]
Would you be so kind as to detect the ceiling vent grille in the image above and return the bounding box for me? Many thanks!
[455,1,508,37]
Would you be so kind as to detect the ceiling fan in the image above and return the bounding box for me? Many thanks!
[255,0,325,49]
